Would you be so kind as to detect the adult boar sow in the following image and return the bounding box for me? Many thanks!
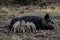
[5,14,54,31]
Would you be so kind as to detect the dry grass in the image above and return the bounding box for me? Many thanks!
[0,6,60,40]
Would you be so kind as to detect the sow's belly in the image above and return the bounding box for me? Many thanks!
[19,16,43,29]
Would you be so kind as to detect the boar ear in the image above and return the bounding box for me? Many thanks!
[44,14,50,20]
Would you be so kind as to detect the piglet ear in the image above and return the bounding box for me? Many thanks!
[44,14,50,20]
